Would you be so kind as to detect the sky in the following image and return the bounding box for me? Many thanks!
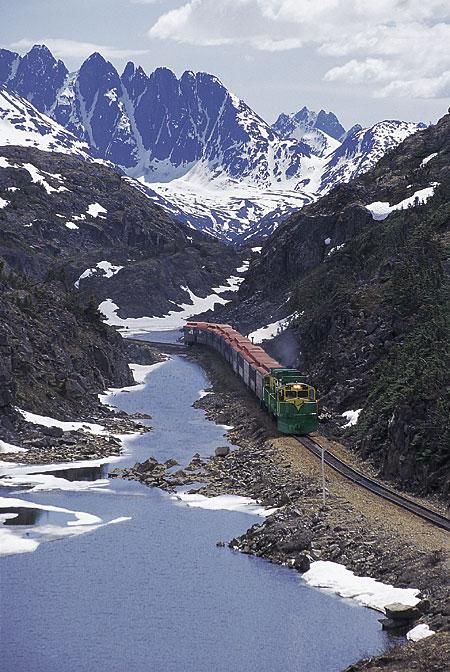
[1,0,449,129]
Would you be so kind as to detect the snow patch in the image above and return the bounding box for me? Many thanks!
[407,624,435,642]
[302,561,420,612]
[21,162,68,195]
[0,197,9,208]
[75,260,124,288]
[65,222,79,230]
[366,184,439,221]
[0,440,27,454]
[171,492,277,517]
[17,408,105,435]
[236,260,250,273]
[198,389,212,398]
[87,202,107,218]
[342,409,362,428]
[99,284,232,335]
[420,153,437,167]
[248,313,296,344]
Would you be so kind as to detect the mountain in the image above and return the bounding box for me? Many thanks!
[273,106,346,141]
[0,144,241,319]
[319,119,427,193]
[0,45,425,242]
[272,106,345,157]
[209,112,450,495]
[0,86,91,158]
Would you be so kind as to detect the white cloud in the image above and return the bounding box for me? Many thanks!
[10,38,149,60]
[147,0,450,99]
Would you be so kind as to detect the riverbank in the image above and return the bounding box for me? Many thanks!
[123,345,450,671]
[0,342,165,467]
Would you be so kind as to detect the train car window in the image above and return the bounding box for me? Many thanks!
[309,389,315,400]
[286,391,296,398]
[279,390,284,401]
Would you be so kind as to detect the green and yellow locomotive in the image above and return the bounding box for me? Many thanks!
[184,322,318,435]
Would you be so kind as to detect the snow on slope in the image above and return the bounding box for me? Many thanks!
[138,175,314,242]
[0,44,426,241]
[366,184,439,220]
[0,86,90,158]
[320,120,426,194]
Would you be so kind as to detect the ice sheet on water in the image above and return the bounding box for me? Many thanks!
[0,495,130,556]
[1,473,110,493]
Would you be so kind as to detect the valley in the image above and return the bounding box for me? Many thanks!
[0,34,448,672]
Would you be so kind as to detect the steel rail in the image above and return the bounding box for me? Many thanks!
[295,436,450,532]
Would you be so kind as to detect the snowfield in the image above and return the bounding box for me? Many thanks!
[99,262,248,334]
[0,87,90,158]
[366,184,439,221]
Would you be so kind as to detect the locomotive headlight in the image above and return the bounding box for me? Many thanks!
[292,384,304,390]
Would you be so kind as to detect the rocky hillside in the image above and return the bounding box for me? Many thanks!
[0,265,132,441]
[214,112,450,496]
[0,145,241,318]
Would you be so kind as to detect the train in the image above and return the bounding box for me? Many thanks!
[183,321,318,435]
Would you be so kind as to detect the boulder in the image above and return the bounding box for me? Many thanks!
[41,425,64,438]
[215,446,230,458]
[134,457,159,473]
[278,531,313,553]
[384,603,421,621]
[293,554,311,572]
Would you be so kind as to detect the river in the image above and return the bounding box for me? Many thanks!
[0,332,397,672]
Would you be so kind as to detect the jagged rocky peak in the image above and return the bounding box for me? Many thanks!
[0,44,428,241]
[273,105,346,141]
[10,44,68,113]
[319,118,428,193]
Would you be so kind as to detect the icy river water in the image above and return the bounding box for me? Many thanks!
[0,332,396,672]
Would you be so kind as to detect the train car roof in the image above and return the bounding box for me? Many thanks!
[185,321,282,370]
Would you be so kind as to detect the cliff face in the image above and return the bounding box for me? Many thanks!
[0,268,133,438]
[216,113,450,496]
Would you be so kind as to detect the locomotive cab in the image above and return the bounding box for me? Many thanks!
[263,368,318,435]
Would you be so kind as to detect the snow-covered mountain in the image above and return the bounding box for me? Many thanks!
[272,106,345,158]
[318,120,427,193]
[0,45,426,242]
[0,86,91,158]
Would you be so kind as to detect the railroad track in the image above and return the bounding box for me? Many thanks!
[295,435,450,532]
[126,338,186,351]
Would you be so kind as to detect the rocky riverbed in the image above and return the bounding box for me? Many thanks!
[116,345,450,672]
